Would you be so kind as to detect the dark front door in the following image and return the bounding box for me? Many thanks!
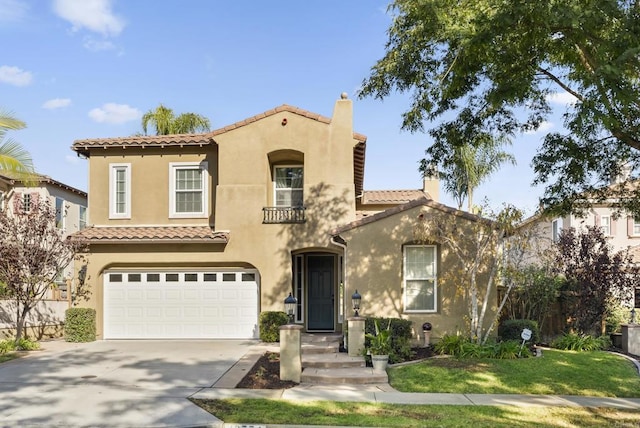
[307,255,334,331]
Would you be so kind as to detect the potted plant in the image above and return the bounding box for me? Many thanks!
[366,319,392,371]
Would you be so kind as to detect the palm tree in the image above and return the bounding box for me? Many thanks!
[0,109,34,177]
[141,104,211,135]
[436,132,515,212]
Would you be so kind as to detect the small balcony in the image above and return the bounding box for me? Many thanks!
[263,206,306,224]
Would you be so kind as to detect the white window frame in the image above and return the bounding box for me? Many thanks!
[0,191,4,211]
[169,161,209,218]
[633,218,640,236]
[552,218,562,242]
[109,163,131,219]
[79,205,87,230]
[273,165,304,207]
[55,197,65,229]
[403,245,438,313]
[600,215,611,236]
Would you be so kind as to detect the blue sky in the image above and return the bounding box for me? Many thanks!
[1,0,574,214]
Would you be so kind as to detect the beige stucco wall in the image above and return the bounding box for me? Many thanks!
[80,98,362,337]
[340,204,498,342]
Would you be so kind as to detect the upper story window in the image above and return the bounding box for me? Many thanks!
[403,245,437,313]
[109,163,131,219]
[600,215,611,236]
[633,218,640,236]
[274,166,303,207]
[552,218,562,242]
[23,193,32,213]
[0,191,4,211]
[55,197,64,229]
[169,162,208,218]
[79,205,87,230]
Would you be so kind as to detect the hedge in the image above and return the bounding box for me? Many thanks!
[64,308,96,342]
[498,319,540,344]
[259,311,289,342]
[365,317,414,363]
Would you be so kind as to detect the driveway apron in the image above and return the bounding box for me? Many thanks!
[0,339,254,427]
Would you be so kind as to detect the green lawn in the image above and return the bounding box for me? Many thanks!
[0,353,19,364]
[389,349,640,397]
[191,399,640,428]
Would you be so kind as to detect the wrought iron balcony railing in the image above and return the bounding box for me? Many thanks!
[262,206,306,224]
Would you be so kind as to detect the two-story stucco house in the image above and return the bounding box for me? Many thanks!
[72,95,495,341]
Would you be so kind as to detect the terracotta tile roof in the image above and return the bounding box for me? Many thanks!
[334,197,487,235]
[0,172,87,197]
[73,226,229,244]
[361,189,428,205]
[72,134,213,156]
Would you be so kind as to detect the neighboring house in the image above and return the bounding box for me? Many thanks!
[0,173,88,333]
[72,95,494,340]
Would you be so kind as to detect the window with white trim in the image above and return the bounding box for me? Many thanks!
[0,191,4,211]
[55,197,64,229]
[23,193,31,213]
[403,245,437,312]
[274,166,303,207]
[109,164,131,219]
[552,218,562,242]
[634,218,640,236]
[169,162,208,218]
[79,205,87,230]
[600,215,611,236]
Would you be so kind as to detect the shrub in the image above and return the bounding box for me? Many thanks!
[498,319,540,344]
[365,317,414,363]
[552,333,610,351]
[64,308,96,342]
[606,304,631,334]
[259,311,289,343]
[0,338,40,353]
[434,334,469,356]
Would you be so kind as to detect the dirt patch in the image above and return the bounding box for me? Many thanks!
[237,347,434,389]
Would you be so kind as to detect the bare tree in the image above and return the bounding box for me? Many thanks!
[0,198,88,343]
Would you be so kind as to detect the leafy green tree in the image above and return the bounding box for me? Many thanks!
[141,104,211,135]
[0,109,34,177]
[359,0,640,215]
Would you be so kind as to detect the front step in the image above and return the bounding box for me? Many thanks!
[301,333,342,343]
[301,367,388,385]
[303,353,365,369]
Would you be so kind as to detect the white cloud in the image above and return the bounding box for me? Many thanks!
[546,91,578,106]
[53,0,125,37]
[524,120,554,135]
[0,0,29,24]
[88,103,140,124]
[42,98,71,109]
[0,65,32,86]
[65,154,80,165]
[83,37,115,51]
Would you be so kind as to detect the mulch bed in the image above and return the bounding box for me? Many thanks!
[237,347,434,389]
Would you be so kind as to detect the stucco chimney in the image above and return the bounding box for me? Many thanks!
[423,172,439,202]
[331,92,353,140]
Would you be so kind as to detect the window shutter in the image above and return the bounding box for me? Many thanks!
[628,216,633,235]
[13,191,22,212]
[611,218,617,235]
[594,215,600,226]
[30,192,39,205]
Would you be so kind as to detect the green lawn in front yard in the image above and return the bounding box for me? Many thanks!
[389,349,640,397]
[191,399,640,428]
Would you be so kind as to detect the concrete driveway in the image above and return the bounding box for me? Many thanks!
[0,339,255,427]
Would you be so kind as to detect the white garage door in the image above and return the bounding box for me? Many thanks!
[104,270,259,339]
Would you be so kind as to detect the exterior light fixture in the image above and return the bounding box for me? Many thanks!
[351,289,361,317]
[284,292,297,324]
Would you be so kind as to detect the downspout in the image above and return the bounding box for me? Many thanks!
[330,234,347,339]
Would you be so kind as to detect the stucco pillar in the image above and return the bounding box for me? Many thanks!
[621,324,640,356]
[279,324,303,382]
[347,316,365,357]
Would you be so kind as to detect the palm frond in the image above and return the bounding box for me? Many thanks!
[0,109,26,131]
[0,138,35,180]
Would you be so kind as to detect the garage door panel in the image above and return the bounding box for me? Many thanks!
[104,270,258,339]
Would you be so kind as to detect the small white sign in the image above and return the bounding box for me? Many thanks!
[521,328,532,341]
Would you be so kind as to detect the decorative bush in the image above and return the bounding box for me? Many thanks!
[259,311,289,343]
[365,317,414,363]
[64,308,96,342]
[434,334,470,356]
[498,319,540,344]
[434,334,531,359]
[552,332,610,351]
